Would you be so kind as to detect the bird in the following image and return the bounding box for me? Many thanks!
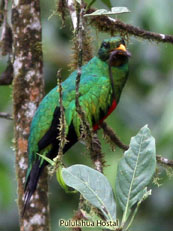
[23,36,131,213]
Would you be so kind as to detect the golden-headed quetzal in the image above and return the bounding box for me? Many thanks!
[24,36,131,211]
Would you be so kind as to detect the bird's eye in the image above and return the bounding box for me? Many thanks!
[121,39,126,46]
[102,42,110,49]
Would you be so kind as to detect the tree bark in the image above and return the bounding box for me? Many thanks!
[12,0,50,230]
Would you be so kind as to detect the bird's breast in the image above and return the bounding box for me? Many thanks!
[93,99,117,131]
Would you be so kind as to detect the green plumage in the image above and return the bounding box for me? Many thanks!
[24,36,130,212]
[29,56,128,160]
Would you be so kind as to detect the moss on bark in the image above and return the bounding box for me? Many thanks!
[12,0,50,230]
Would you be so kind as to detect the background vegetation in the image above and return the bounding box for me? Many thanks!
[0,0,173,230]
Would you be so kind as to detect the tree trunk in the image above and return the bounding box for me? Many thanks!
[12,0,50,230]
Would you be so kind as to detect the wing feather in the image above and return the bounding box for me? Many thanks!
[65,76,111,136]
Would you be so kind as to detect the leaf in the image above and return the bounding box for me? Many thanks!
[84,7,130,17]
[125,188,152,230]
[101,0,112,8]
[56,165,77,193]
[62,164,116,221]
[75,0,81,4]
[115,125,156,224]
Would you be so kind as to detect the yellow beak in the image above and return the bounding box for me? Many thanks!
[116,44,127,52]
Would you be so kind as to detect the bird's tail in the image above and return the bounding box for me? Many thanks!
[22,160,44,216]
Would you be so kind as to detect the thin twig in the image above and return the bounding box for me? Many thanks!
[57,69,67,153]
[87,8,173,44]
[75,5,91,132]
[51,70,67,174]
[57,0,67,27]
[75,3,104,173]
[68,2,105,227]
[58,69,67,150]
[0,112,13,120]
[74,4,93,148]
[91,133,104,172]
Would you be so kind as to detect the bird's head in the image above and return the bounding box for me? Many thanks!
[98,36,131,67]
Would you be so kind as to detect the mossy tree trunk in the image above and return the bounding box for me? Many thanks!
[12,0,50,230]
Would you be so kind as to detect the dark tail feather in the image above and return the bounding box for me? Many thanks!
[22,160,44,216]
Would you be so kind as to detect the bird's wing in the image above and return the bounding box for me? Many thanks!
[28,75,111,163]
[28,87,60,161]
[64,76,112,137]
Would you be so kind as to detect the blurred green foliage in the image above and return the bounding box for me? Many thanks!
[0,0,173,230]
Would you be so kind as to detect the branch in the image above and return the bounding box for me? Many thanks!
[74,3,104,173]
[101,122,173,169]
[65,0,78,30]
[0,112,13,120]
[12,0,49,230]
[101,122,128,151]
[51,69,68,174]
[91,133,104,172]
[0,0,13,85]
[70,3,105,228]
[0,0,12,56]
[0,0,5,27]
[57,0,68,27]
[57,69,67,151]
[72,195,85,231]
[87,8,173,44]
[0,61,13,85]
[156,155,173,167]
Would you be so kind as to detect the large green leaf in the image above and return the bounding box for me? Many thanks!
[84,7,130,17]
[116,125,156,223]
[62,164,116,221]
